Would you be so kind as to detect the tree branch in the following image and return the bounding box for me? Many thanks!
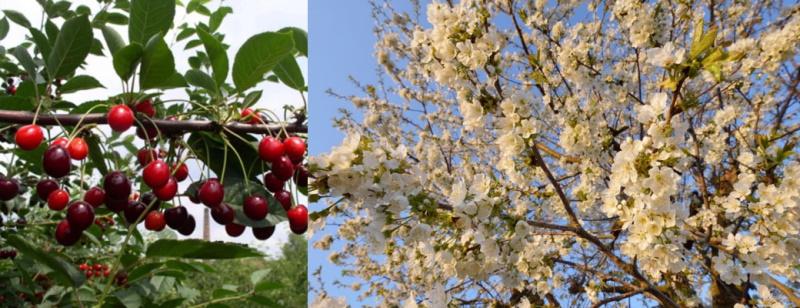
[0,110,307,134]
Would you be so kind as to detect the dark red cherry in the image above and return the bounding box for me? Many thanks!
[173,163,188,182]
[274,190,292,211]
[283,136,306,163]
[294,166,308,187]
[83,187,105,207]
[139,192,161,210]
[66,201,94,231]
[36,179,59,200]
[103,171,131,200]
[177,215,196,236]
[287,204,308,234]
[137,149,158,166]
[211,203,235,225]
[43,146,71,178]
[134,100,156,118]
[164,206,188,229]
[225,223,246,237]
[143,160,170,188]
[0,178,19,201]
[55,220,81,246]
[124,201,146,224]
[198,179,224,207]
[105,197,127,212]
[153,177,177,201]
[135,124,158,141]
[252,226,275,240]
[263,173,284,193]
[271,156,294,181]
[243,195,268,220]
[258,136,284,162]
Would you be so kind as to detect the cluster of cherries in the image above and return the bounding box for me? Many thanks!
[0,249,17,259]
[78,262,110,279]
[253,134,309,235]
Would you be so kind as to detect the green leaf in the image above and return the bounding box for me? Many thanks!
[29,28,52,59]
[113,43,143,80]
[185,69,217,94]
[255,281,281,292]
[102,25,126,55]
[0,96,35,110]
[0,18,9,41]
[232,31,294,92]
[45,20,59,44]
[197,29,228,86]
[2,10,31,28]
[47,15,94,79]
[176,27,195,42]
[279,27,307,57]
[5,235,86,287]
[155,72,188,89]
[690,25,717,59]
[60,75,105,93]
[128,0,176,44]
[145,239,264,259]
[106,12,129,25]
[208,6,232,32]
[85,133,109,174]
[12,47,38,86]
[140,35,176,89]
[242,90,262,107]
[127,262,163,283]
[90,38,105,56]
[273,56,304,91]
[247,295,280,307]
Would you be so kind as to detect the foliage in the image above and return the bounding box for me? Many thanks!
[311,0,800,307]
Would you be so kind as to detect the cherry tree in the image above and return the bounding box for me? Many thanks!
[0,0,308,306]
[311,0,800,306]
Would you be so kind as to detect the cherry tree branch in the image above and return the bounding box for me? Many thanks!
[0,110,307,134]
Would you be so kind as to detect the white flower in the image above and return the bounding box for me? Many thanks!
[645,42,686,67]
[636,92,669,123]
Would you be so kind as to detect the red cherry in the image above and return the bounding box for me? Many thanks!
[225,223,246,237]
[67,137,89,160]
[153,177,178,201]
[47,189,70,211]
[66,201,94,231]
[0,178,19,201]
[283,136,306,163]
[93,264,103,271]
[103,171,131,200]
[79,263,89,271]
[252,226,275,240]
[137,149,158,166]
[144,211,166,231]
[124,201,146,224]
[36,179,59,200]
[241,108,261,125]
[258,136,284,162]
[271,156,294,181]
[211,203,235,225]
[83,187,105,207]
[7,86,16,95]
[173,163,188,182]
[135,124,158,141]
[243,195,268,220]
[287,204,308,234]
[140,192,161,210]
[134,100,156,118]
[274,190,292,211]
[55,220,81,246]
[177,215,196,236]
[43,146,71,178]
[107,104,134,132]
[50,137,69,149]
[15,124,43,150]
[262,173,284,193]
[164,206,188,229]
[143,160,170,188]
[198,179,224,207]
